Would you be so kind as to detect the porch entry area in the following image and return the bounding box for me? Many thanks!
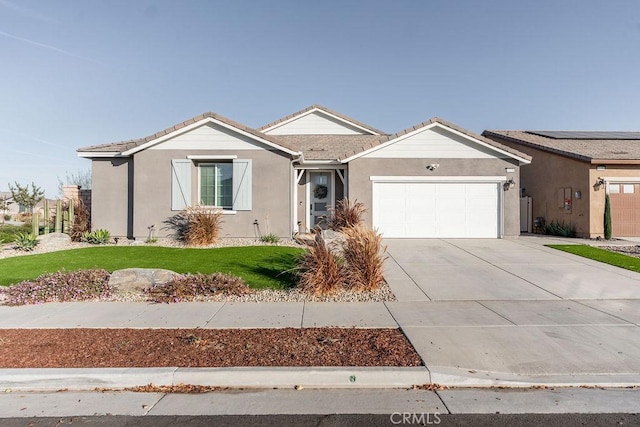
[293,168,346,233]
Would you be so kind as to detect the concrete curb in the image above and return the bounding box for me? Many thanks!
[430,367,640,388]
[0,367,431,391]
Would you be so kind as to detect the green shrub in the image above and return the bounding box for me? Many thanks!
[82,229,111,244]
[3,214,10,221]
[604,194,612,240]
[13,232,39,252]
[260,233,280,244]
[329,198,366,231]
[145,272,249,303]
[543,220,576,238]
[296,233,346,295]
[341,225,387,292]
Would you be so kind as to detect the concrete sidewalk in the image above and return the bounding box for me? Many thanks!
[2,236,640,390]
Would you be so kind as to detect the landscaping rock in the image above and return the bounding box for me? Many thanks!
[108,268,181,293]
[321,229,346,256]
[36,233,72,251]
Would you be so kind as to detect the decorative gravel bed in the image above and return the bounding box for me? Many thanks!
[0,328,422,368]
[599,245,640,258]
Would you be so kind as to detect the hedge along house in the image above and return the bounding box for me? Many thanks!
[78,105,530,240]
[483,130,640,238]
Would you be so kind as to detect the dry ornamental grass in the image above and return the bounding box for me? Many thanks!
[342,225,387,292]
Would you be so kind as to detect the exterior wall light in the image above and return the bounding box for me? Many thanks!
[594,177,605,191]
[426,163,439,171]
[503,178,516,191]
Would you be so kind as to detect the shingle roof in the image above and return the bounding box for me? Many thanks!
[78,112,299,154]
[273,135,387,160]
[77,109,531,163]
[483,130,640,162]
[258,104,386,135]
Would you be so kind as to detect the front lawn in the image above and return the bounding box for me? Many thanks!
[0,246,304,289]
[547,244,640,273]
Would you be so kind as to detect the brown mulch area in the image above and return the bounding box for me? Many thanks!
[0,328,422,368]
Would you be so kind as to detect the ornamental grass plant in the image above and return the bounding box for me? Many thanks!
[328,198,366,231]
[296,232,346,295]
[341,224,387,292]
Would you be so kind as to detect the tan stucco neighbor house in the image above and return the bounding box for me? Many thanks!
[483,130,640,238]
[77,105,530,240]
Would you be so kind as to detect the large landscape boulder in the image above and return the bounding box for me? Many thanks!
[36,233,72,251]
[108,268,181,293]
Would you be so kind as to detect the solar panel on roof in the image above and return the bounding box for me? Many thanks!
[527,131,640,140]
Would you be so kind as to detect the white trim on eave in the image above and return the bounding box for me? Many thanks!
[370,176,507,182]
[341,122,531,164]
[77,152,124,158]
[120,117,300,156]
[262,107,380,135]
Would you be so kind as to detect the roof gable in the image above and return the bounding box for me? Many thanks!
[78,112,300,157]
[342,118,531,164]
[259,104,384,135]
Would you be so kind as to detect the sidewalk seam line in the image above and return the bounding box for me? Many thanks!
[475,301,518,326]
[386,251,432,301]
[443,239,564,300]
[434,390,453,414]
[572,300,639,326]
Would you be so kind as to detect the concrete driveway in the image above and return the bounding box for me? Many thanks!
[384,236,640,385]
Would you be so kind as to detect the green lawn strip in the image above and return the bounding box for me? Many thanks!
[547,244,640,273]
[0,246,304,289]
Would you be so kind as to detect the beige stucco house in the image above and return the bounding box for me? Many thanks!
[483,130,640,238]
[78,105,530,240]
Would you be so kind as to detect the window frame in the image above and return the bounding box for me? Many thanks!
[198,162,233,209]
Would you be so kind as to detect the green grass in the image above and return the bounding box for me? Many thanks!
[547,244,640,273]
[0,246,304,289]
[0,224,31,244]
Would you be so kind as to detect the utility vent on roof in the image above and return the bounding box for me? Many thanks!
[527,131,640,140]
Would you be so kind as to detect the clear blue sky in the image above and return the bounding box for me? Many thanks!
[1,0,639,196]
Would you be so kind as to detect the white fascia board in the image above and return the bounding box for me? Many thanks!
[77,152,123,158]
[370,176,507,182]
[122,117,300,156]
[186,155,238,160]
[263,108,379,135]
[434,123,532,165]
[342,122,531,164]
[601,177,640,183]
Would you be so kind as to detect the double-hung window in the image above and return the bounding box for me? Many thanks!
[199,163,232,209]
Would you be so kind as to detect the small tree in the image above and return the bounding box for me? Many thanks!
[8,181,44,214]
[57,169,92,196]
[604,194,612,240]
[0,195,13,224]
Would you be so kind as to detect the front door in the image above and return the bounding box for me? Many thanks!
[310,171,332,229]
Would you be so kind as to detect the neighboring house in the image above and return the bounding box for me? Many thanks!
[77,105,530,240]
[483,130,640,238]
[0,192,19,219]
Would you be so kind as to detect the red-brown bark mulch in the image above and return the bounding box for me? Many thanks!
[0,328,422,368]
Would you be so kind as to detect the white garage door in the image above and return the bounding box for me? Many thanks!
[373,181,500,238]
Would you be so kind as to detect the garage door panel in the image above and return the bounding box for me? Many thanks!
[373,181,499,238]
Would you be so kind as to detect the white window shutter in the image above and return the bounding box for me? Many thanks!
[232,159,252,211]
[171,159,191,210]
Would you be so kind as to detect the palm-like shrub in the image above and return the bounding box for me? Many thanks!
[341,225,387,292]
[296,233,346,295]
[328,198,366,231]
[13,232,39,252]
[82,229,111,244]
